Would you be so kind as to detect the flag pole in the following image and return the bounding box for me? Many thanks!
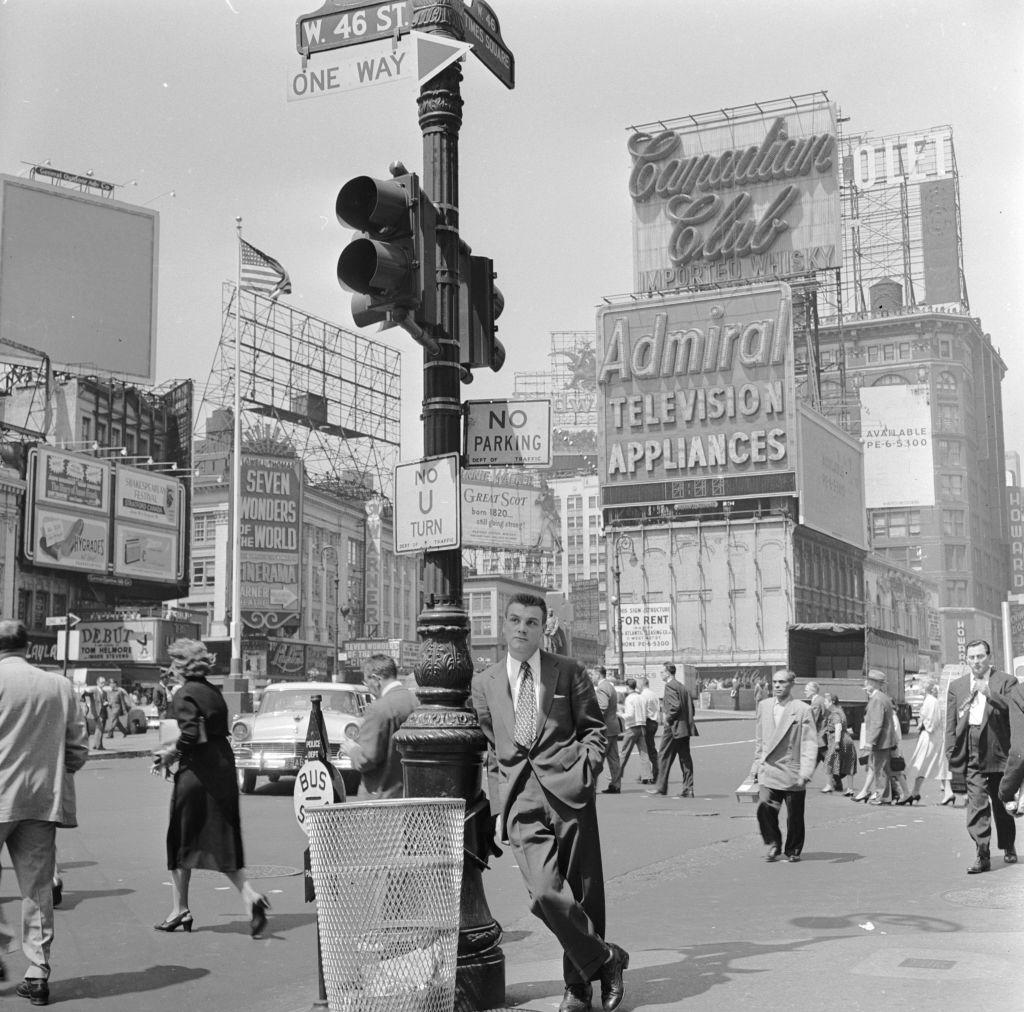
[231,218,244,681]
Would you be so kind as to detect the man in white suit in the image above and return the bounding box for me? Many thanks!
[473,593,629,1012]
[0,620,88,1005]
[750,669,817,863]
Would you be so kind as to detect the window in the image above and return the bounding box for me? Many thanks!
[192,513,221,543]
[937,439,962,467]
[945,580,968,607]
[96,421,108,444]
[944,545,967,570]
[939,340,952,358]
[80,417,92,441]
[937,404,962,433]
[17,590,30,625]
[898,342,911,359]
[871,509,921,539]
[868,346,880,362]
[873,373,909,386]
[938,474,964,499]
[191,559,216,588]
[937,371,957,393]
[941,509,966,537]
[32,592,49,630]
[883,344,895,361]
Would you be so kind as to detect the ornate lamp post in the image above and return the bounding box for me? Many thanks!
[610,534,637,680]
[319,544,340,680]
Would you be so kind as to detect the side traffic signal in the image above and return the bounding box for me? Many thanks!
[458,244,505,381]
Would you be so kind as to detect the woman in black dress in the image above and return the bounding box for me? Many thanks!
[152,638,269,937]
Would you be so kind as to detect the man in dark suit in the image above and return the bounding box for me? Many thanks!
[472,593,629,1012]
[946,639,1016,872]
[863,669,899,804]
[998,673,1024,814]
[339,654,415,798]
[591,666,623,794]
[647,662,698,798]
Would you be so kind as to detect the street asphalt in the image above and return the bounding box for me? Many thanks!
[1,711,1020,1011]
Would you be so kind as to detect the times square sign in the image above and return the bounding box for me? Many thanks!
[628,100,840,291]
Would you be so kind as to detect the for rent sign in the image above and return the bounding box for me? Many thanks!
[597,283,796,509]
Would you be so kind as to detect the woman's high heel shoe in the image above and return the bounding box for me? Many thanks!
[941,796,956,806]
[897,795,920,806]
[154,910,193,933]
[250,896,270,938]
[851,794,869,803]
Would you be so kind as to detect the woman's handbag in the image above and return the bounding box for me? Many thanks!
[890,753,906,772]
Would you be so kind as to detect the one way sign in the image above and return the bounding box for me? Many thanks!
[287,31,470,102]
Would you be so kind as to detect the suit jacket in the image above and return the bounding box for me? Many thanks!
[808,694,828,746]
[864,690,899,749]
[472,651,606,838]
[0,652,88,826]
[662,677,698,739]
[945,669,1013,773]
[594,677,621,738]
[1007,679,1024,752]
[349,683,416,799]
[750,697,817,790]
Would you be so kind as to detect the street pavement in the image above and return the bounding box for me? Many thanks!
[1,713,1020,1010]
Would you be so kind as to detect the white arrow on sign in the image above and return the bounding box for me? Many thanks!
[410,30,471,87]
[287,31,470,101]
[45,612,81,628]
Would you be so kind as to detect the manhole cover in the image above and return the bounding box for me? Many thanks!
[942,879,1024,910]
[900,958,955,970]
[196,864,300,878]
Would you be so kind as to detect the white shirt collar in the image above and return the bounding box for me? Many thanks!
[381,679,402,697]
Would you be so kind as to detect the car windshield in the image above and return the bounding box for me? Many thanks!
[258,689,364,717]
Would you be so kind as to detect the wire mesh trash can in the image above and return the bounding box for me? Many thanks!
[307,798,465,1012]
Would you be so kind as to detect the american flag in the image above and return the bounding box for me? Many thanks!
[239,239,292,300]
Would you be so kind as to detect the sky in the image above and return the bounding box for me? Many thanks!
[0,0,1022,462]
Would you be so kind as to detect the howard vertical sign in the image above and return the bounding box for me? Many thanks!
[238,454,303,629]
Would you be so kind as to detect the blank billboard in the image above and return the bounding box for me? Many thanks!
[859,384,935,508]
[0,175,157,381]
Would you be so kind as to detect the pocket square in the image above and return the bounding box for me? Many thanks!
[553,693,567,700]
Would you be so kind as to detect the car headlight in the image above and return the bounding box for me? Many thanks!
[344,722,359,741]
[232,721,251,742]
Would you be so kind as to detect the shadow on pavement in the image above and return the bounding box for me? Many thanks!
[199,911,316,936]
[505,935,851,1007]
[54,887,135,911]
[791,911,963,933]
[18,964,210,1001]
[793,851,865,864]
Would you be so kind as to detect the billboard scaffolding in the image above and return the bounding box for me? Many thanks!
[198,283,400,501]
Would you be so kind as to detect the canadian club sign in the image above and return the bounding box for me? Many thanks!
[628,97,841,292]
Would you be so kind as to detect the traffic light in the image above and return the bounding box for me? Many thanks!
[336,165,437,339]
[458,243,505,381]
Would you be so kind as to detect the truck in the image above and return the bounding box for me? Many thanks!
[787,623,918,735]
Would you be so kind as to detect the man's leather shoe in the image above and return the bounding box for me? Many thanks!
[645,788,665,796]
[787,854,801,863]
[599,942,629,1011]
[1004,849,1018,865]
[967,847,991,874]
[677,790,694,798]
[16,978,49,1006]
[600,786,620,794]
[558,981,593,1012]
[765,844,781,862]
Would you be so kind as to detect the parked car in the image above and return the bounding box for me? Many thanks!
[142,703,162,731]
[229,681,373,794]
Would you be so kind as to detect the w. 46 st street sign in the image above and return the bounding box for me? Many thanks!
[295,0,514,90]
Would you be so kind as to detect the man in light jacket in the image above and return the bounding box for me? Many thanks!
[863,668,900,805]
[0,619,88,1005]
[750,669,817,862]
